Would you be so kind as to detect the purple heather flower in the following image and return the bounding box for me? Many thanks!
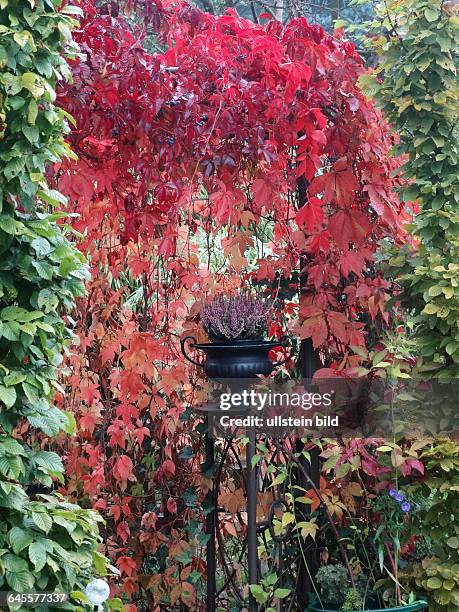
[401,501,411,513]
[201,292,272,341]
[389,488,398,498]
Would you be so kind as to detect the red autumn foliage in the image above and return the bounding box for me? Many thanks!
[53,0,412,606]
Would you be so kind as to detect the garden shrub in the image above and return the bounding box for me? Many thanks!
[360,0,459,379]
[409,438,459,610]
[361,1,459,608]
[0,0,108,606]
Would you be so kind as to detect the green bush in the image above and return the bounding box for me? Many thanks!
[0,0,109,608]
[409,439,459,610]
[359,0,459,379]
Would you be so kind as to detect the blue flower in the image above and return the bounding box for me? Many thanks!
[389,488,398,498]
[401,501,411,513]
[394,492,405,503]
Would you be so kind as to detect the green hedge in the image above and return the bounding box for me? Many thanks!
[0,0,109,608]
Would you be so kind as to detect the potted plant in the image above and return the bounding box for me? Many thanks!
[306,487,428,611]
[181,291,294,378]
[307,563,427,611]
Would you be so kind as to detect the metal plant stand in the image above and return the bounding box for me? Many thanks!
[204,430,216,610]
[182,337,320,611]
[246,425,258,612]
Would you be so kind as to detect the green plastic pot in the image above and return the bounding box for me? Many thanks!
[307,602,428,612]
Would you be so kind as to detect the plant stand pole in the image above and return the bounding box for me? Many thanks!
[246,425,258,612]
[295,172,322,606]
[295,338,322,608]
[205,419,217,612]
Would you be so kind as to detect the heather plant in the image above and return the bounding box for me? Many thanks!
[201,292,272,341]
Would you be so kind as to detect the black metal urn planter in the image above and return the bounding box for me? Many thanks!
[180,292,294,378]
[180,335,294,378]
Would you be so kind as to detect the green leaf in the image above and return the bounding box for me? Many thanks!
[335,462,351,478]
[0,455,23,479]
[37,189,67,207]
[3,553,28,573]
[6,570,35,591]
[3,372,26,386]
[322,453,341,471]
[33,451,64,475]
[31,237,52,257]
[0,215,18,235]
[22,124,39,143]
[274,588,291,599]
[0,437,25,455]
[28,99,38,124]
[37,289,59,313]
[271,472,287,486]
[424,8,439,22]
[427,577,443,590]
[13,31,34,49]
[423,303,438,315]
[428,285,443,297]
[249,584,269,604]
[281,512,295,528]
[31,260,54,280]
[92,551,108,575]
[21,72,44,97]
[8,527,34,555]
[29,541,47,571]
[31,511,53,534]
[0,385,17,408]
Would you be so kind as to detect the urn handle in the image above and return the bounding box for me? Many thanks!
[180,335,202,367]
[272,335,296,368]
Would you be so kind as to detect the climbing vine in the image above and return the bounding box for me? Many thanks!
[359,1,459,608]
[360,0,459,379]
[50,1,413,607]
[0,0,108,605]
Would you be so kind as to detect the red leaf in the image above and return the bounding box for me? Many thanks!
[252,178,273,205]
[405,458,424,475]
[328,210,371,250]
[162,459,176,477]
[339,250,366,277]
[113,455,135,490]
[117,556,137,577]
[296,197,324,232]
[299,315,328,348]
[116,520,131,543]
[308,167,359,205]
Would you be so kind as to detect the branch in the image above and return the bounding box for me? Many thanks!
[283,446,357,589]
